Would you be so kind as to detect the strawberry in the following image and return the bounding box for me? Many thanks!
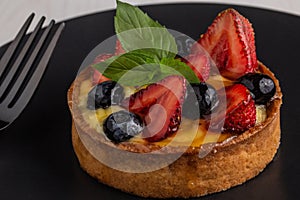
[184,52,210,82]
[91,54,112,84]
[92,38,125,84]
[115,39,125,55]
[92,70,110,84]
[210,84,256,133]
[192,8,257,80]
[129,76,186,142]
[92,53,113,64]
[223,97,256,132]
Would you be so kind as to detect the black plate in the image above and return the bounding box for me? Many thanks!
[1,3,300,200]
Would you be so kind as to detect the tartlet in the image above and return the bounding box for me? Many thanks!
[67,62,282,198]
[67,2,282,198]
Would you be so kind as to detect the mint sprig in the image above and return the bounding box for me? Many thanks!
[93,0,200,86]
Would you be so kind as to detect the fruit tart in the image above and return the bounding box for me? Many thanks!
[68,1,282,198]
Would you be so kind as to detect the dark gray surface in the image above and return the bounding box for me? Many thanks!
[0,3,299,200]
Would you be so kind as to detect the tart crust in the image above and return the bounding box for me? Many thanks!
[67,62,282,198]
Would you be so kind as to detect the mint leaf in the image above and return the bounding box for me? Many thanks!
[93,49,161,86]
[115,0,177,58]
[160,58,200,83]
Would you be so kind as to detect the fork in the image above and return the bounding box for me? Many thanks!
[0,13,64,130]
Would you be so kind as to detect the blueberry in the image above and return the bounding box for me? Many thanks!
[238,73,276,104]
[175,35,195,57]
[103,110,144,143]
[87,81,124,110]
[183,82,219,119]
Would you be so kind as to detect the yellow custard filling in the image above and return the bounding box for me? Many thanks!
[77,77,267,147]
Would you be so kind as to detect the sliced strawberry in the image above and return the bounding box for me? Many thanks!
[223,97,256,132]
[129,76,186,142]
[210,84,256,133]
[91,54,112,84]
[184,52,210,82]
[192,8,257,80]
[115,39,125,55]
[91,39,124,84]
[92,53,113,64]
[92,70,110,84]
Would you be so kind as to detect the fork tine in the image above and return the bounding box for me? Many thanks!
[0,13,35,77]
[2,20,56,107]
[8,23,65,113]
[0,16,46,98]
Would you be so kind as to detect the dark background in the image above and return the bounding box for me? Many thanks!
[0,3,299,200]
